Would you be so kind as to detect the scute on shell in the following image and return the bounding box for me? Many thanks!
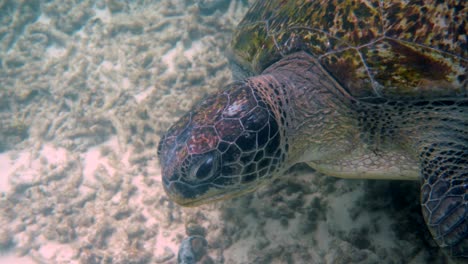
[231,0,467,100]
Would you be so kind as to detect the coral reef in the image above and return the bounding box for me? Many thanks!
[0,0,247,263]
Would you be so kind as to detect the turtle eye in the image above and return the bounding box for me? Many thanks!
[189,154,218,181]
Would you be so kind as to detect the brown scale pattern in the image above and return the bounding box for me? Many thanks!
[158,81,284,205]
[159,0,467,255]
[231,0,467,99]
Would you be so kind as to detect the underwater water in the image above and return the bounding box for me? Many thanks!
[0,0,463,263]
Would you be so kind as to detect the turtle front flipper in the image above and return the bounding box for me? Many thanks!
[419,104,467,257]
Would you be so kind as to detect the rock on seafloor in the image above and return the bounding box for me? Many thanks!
[178,236,209,264]
[0,0,464,264]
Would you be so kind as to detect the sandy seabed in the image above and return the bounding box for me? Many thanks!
[0,1,463,263]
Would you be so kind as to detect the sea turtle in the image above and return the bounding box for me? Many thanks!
[158,0,467,256]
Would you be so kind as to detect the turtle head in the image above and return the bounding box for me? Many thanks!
[158,82,284,206]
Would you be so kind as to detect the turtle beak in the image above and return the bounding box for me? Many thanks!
[158,134,188,197]
[163,181,257,207]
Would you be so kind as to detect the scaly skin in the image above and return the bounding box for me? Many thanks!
[159,0,467,257]
[159,52,467,256]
